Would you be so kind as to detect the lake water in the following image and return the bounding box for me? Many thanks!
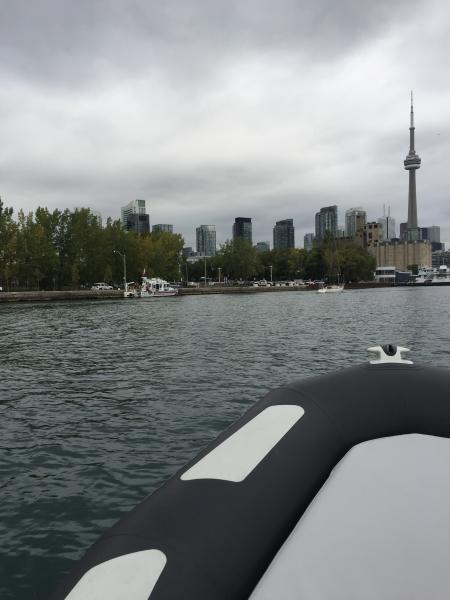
[1,287,450,599]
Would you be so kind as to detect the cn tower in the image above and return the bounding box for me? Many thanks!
[404,92,421,241]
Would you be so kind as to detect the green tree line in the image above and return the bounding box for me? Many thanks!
[0,198,375,290]
[0,199,184,290]
[187,236,376,283]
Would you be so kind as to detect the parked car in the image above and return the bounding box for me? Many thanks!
[91,282,113,290]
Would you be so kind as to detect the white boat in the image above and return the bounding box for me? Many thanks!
[432,265,450,283]
[415,265,450,284]
[317,283,344,293]
[414,266,433,284]
[125,276,178,298]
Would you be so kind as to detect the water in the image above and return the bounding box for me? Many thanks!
[1,287,450,599]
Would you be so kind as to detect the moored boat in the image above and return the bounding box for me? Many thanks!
[125,276,178,298]
[415,265,450,284]
[317,283,344,293]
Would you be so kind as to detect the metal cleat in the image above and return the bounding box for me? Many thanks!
[368,344,413,365]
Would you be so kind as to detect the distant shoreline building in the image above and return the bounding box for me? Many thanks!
[255,241,270,253]
[273,219,295,249]
[345,207,366,238]
[399,222,408,240]
[304,233,314,252]
[152,224,173,234]
[233,217,252,244]
[121,199,150,234]
[315,206,338,240]
[421,225,443,251]
[355,222,383,247]
[369,240,430,272]
[182,247,195,258]
[432,249,450,268]
[378,207,396,241]
[196,225,216,256]
[421,225,440,243]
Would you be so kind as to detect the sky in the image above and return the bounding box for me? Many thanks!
[1,0,450,249]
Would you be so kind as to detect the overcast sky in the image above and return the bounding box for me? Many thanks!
[1,0,450,248]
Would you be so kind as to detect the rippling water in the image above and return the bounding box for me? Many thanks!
[1,287,450,599]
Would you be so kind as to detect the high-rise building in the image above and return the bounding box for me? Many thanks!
[421,225,440,243]
[421,226,443,251]
[121,199,150,234]
[273,219,295,249]
[304,233,314,252]
[233,218,252,244]
[182,247,195,258]
[378,208,396,241]
[432,249,450,268]
[404,92,421,241]
[315,206,338,240]
[355,222,383,247]
[196,225,216,256]
[255,241,270,253]
[152,224,173,234]
[399,222,408,240]
[336,225,345,238]
[345,207,366,238]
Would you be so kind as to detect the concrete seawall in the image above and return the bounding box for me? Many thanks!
[0,290,123,303]
[178,285,310,295]
[179,282,395,294]
[0,283,397,303]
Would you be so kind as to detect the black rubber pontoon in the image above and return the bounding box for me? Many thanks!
[51,346,450,600]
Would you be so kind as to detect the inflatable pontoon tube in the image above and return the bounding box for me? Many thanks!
[51,345,450,600]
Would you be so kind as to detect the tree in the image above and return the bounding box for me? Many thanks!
[0,198,17,290]
[217,238,261,280]
[338,244,376,282]
[104,218,139,284]
[304,248,327,281]
[138,231,184,281]
[103,264,113,283]
[265,248,306,281]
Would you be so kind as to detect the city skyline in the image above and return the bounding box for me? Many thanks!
[119,99,438,248]
[2,1,450,247]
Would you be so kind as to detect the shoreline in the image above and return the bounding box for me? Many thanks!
[0,282,406,303]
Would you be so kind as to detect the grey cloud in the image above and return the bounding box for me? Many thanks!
[2,0,450,248]
[0,0,421,88]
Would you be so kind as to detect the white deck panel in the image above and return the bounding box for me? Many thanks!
[250,434,450,600]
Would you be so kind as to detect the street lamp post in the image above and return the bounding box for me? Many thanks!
[204,255,207,287]
[218,267,222,285]
[269,264,273,284]
[113,250,127,294]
